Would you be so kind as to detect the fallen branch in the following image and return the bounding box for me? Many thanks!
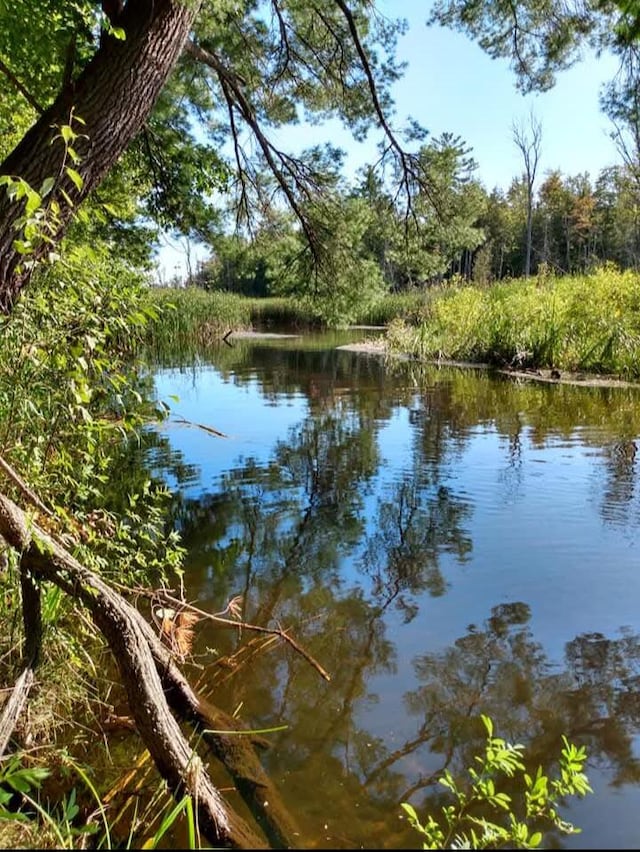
[142,587,331,682]
[0,565,41,759]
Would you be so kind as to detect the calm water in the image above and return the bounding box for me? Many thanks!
[146,330,640,849]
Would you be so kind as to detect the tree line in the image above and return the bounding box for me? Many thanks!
[191,131,640,299]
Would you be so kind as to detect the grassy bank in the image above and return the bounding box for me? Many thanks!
[144,286,435,357]
[386,267,640,378]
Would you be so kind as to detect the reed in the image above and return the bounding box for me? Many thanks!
[387,266,640,378]
[143,287,253,362]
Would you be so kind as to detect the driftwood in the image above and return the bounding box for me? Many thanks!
[0,490,302,849]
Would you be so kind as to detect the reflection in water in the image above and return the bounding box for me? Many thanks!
[141,335,640,849]
[601,440,639,525]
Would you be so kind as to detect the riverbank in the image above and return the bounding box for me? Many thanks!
[338,338,640,389]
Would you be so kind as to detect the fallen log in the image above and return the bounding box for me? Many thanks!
[0,492,301,848]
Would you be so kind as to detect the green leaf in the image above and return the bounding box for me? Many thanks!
[40,177,55,197]
[65,167,84,191]
[60,125,76,144]
[481,714,493,737]
[24,189,41,216]
[401,802,419,821]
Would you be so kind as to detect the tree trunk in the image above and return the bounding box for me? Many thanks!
[525,202,533,277]
[0,0,200,313]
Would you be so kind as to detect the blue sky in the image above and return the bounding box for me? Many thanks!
[155,2,622,280]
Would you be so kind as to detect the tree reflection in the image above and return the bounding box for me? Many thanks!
[358,608,640,846]
[359,477,472,621]
[599,440,640,526]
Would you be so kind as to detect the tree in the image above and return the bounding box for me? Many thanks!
[0,1,419,314]
[0,0,201,311]
[387,133,487,286]
[512,112,542,277]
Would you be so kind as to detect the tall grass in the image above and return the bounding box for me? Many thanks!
[387,267,640,378]
[144,287,440,357]
[354,289,439,326]
[143,287,253,362]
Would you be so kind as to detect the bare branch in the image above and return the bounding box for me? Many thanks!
[133,584,332,682]
[186,39,321,252]
[0,58,44,114]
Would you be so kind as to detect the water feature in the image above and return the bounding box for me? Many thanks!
[145,329,640,849]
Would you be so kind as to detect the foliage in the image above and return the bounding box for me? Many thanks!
[0,749,200,849]
[0,245,158,503]
[143,286,253,364]
[428,1,614,94]
[0,244,189,841]
[266,196,387,326]
[387,265,640,377]
[0,112,87,272]
[402,715,592,849]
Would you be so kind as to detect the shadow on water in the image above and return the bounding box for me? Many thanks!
[132,331,640,848]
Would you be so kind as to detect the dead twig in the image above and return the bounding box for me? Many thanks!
[135,586,331,682]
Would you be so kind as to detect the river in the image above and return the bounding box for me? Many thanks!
[143,328,640,849]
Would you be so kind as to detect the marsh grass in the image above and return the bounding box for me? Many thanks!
[143,287,253,362]
[144,287,439,358]
[387,267,640,378]
[353,289,439,326]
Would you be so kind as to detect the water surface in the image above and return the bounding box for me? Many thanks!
[148,330,640,849]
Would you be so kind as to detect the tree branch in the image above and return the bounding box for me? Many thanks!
[0,58,44,114]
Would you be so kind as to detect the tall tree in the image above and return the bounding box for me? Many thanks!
[512,112,542,277]
[0,0,202,311]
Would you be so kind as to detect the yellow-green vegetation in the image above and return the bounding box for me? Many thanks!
[387,266,640,378]
[403,715,592,850]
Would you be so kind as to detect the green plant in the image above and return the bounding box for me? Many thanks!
[401,715,592,849]
[0,112,86,274]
